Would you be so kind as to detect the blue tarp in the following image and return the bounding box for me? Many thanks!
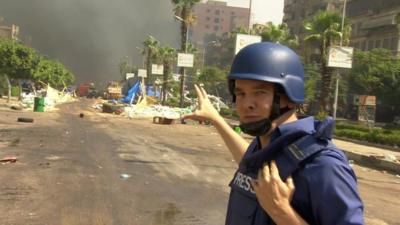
[122,81,141,104]
[146,85,161,98]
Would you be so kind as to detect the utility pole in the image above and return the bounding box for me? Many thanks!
[248,0,253,33]
[333,0,347,120]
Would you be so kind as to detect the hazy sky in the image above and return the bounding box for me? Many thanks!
[205,0,284,24]
[0,0,179,84]
[0,0,284,85]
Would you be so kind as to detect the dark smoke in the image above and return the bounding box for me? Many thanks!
[0,0,179,85]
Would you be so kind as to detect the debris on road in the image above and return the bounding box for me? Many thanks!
[0,156,18,163]
[45,155,61,161]
[153,116,175,125]
[384,154,398,162]
[10,105,23,110]
[17,117,34,123]
[124,105,192,119]
[79,113,84,118]
[120,173,131,180]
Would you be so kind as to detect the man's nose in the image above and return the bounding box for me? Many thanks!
[243,96,256,110]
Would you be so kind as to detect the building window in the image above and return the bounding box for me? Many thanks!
[214,25,219,31]
[356,22,362,35]
[368,40,374,50]
[361,41,366,51]
[383,38,390,48]
[231,12,235,15]
[214,18,220,23]
[215,9,220,15]
[207,9,210,13]
[205,25,210,29]
[206,17,210,21]
[391,37,398,50]
[375,40,381,48]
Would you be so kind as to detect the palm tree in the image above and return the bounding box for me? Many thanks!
[253,22,299,48]
[142,35,160,87]
[157,46,176,105]
[171,0,200,107]
[303,10,351,112]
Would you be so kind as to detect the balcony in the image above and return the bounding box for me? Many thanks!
[361,13,399,29]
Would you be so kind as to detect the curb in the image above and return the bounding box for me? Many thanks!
[343,150,400,174]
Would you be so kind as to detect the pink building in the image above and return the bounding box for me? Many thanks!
[190,1,250,45]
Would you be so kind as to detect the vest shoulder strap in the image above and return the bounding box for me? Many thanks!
[276,134,335,180]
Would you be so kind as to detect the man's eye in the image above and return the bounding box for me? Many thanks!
[255,90,267,95]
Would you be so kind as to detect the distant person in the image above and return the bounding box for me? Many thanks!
[184,42,364,225]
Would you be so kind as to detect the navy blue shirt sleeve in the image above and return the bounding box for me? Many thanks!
[305,151,364,225]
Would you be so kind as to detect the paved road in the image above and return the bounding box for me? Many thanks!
[0,99,399,225]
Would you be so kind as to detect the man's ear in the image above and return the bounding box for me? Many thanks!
[287,101,296,109]
[280,94,296,109]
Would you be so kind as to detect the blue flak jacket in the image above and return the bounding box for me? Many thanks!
[225,116,364,225]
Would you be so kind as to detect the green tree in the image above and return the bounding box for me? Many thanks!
[252,22,298,48]
[157,46,176,105]
[171,0,200,107]
[119,57,137,82]
[0,38,39,101]
[303,11,351,112]
[33,57,75,89]
[347,49,400,118]
[196,66,229,100]
[142,35,160,87]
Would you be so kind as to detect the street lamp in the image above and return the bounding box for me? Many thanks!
[333,0,347,120]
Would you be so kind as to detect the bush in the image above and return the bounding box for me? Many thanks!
[335,124,400,147]
[11,86,20,97]
[220,107,238,119]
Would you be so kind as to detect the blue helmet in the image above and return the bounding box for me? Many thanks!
[228,42,304,104]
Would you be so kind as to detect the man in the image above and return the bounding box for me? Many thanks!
[184,42,364,225]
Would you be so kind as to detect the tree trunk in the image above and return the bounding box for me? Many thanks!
[146,50,152,87]
[179,9,188,108]
[161,61,169,106]
[18,79,22,101]
[5,74,11,103]
[318,43,333,113]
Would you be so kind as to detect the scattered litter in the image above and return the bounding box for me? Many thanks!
[144,181,149,185]
[396,175,400,178]
[348,160,354,167]
[120,173,131,180]
[79,113,84,118]
[0,156,18,163]
[38,162,50,167]
[46,155,61,161]
[234,126,242,134]
[10,105,22,110]
[124,105,192,119]
[153,116,175,125]
[383,154,398,162]
[17,117,34,123]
